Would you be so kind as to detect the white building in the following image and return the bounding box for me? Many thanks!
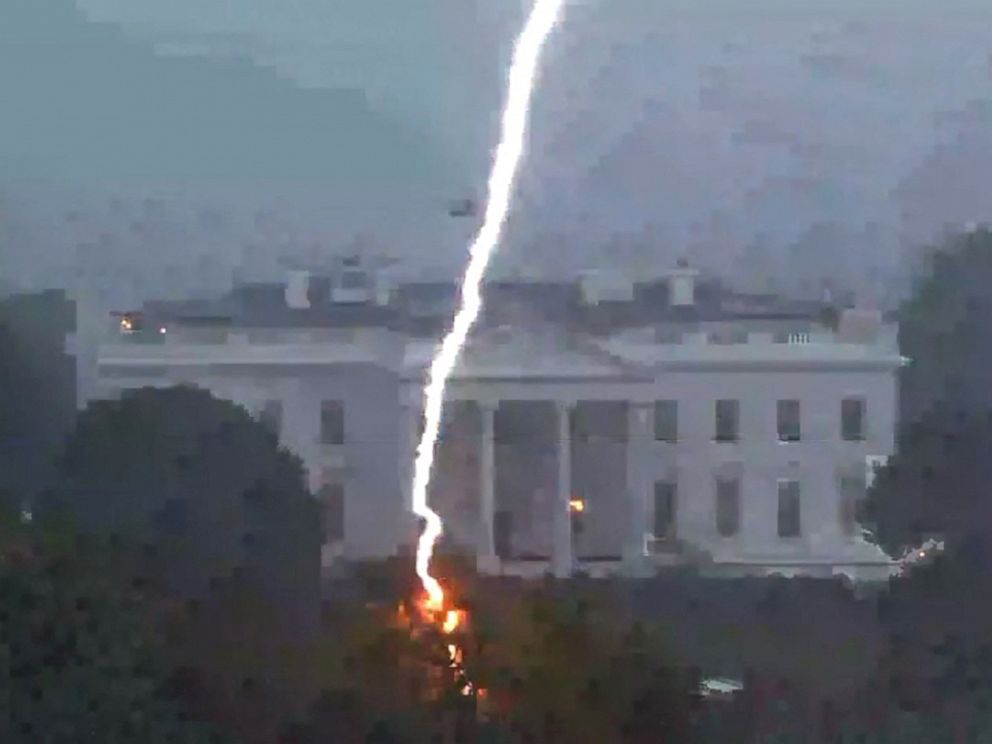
[72,260,903,581]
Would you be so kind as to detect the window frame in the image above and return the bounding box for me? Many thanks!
[777,399,802,442]
[714,399,740,442]
[653,400,679,442]
[777,479,802,538]
[715,477,741,537]
[317,482,345,545]
[653,480,678,540]
[259,398,283,438]
[320,399,346,445]
[841,397,867,441]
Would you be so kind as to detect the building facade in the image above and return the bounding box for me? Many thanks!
[72,261,903,580]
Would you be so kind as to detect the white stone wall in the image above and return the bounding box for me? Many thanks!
[83,317,901,576]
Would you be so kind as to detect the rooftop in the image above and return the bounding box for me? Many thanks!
[119,267,836,338]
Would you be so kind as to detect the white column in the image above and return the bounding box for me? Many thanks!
[477,400,499,573]
[552,401,574,578]
[624,402,653,577]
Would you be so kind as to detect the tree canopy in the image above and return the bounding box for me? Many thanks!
[865,228,992,558]
[0,291,76,505]
[37,385,321,639]
[0,506,228,744]
[899,227,992,426]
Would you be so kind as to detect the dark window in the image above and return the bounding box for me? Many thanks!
[841,398,866,441]
[259,399,282,437]
[715,399,740,442]
[777,480,801,538]
[320,400,345,445]
[571,402,627,443]
[839,476,865,536]
[494,510,513,559]
[318,483,344,544]
[708,329,748,345]
[777,400,801,442]
[654,481,677,539]
[654,400,678,442]
[716,478,741,537]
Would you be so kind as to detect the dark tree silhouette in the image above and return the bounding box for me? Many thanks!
[865,228,992,558]
[35,385,323,742]
[39,385,320,626]
[899,227,992,427]
[0,506,228,744]
[0,291,76,506]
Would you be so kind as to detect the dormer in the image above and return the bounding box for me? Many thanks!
[667,258,699,307]
[330,255,373,305]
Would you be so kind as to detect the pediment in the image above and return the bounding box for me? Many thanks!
[453,323,648,379]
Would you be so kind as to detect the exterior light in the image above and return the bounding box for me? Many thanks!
[569,498,585,513]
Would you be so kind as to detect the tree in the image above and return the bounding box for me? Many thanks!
[466,581,693,744]
[864,408,992,558]
[0,505,228,744]
[36,385,323,742]
[864,228,992,559]
[859,228,992,741]
[38,385,320,630]
[898,227,992,427]
[0,291,76,505]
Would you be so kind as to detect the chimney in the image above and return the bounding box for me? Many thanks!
[285,269,311,309]
[667,258,698,307]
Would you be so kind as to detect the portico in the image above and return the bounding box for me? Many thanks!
[409,391,655,578]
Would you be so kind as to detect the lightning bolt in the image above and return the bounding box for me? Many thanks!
[411,0,567,609]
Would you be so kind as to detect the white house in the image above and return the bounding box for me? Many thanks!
[72,259,902,581]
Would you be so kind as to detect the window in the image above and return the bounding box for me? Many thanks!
[716,478,741,536]
[654,400,678,442]
[777,400,801,442]
[320,400,345,445]
[317,483,344,544]
[841,397,866,441]
[777,480,801,538]
[839,476,866,536]
[571,402,627,443]
[259,399,282,437]
[715,399,740,442]
[494,510,513,559]
[653,481,677,539]
[708,329,748,345]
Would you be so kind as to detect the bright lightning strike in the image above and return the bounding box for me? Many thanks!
[411,0,566,610]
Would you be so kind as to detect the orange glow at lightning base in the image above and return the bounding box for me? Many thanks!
[409,0,567,615]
